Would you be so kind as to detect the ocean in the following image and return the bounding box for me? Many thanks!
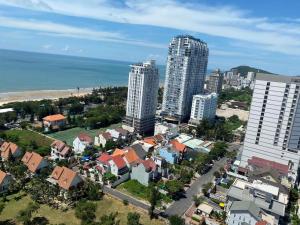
[0,49,166,93]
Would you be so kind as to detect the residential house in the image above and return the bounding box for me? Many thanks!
[226,201,262,225]
[94,132,113,148]
[131,159,158,186]
[169,139,187,160]
[196,203,214,217]
[96,153,112,174]
[51,140,73,161]
[0,142,21,161]
[109,155,129,177]
[0,170,12,193]
[73,133,93,155]
[43,114,66,131]
[112,148,126,157]
[49,166,83,191]
[22,151,48,174]
[158,147,179,164]
[123,148,140,169]
[130,144,147,159]
[132,140,154,152]
[227,179,288,224]
[106,128,129,140]
[152,155,168,177]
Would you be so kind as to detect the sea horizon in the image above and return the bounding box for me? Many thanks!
[0,48,214,93]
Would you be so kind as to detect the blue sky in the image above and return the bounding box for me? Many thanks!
[0,0,300,75]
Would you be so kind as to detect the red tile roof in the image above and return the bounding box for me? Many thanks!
[0,142,20,160]
[101,132,112,140]
[22,151,47,173]
[51,166,81,190]
[97,153,112,164]
[112,148,125,157]
[124,149,140,165]
[51,140,71,156]
[43,114,66,122]
[143,137,157,146]
[248,156,289,175]
[170,140,186,153]
[0,170,9,185]
[111,155,127,169]
[142,159,157,172]
[256,221,268,225]
[78,133,93,143]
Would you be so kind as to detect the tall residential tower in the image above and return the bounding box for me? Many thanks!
[161,35,209,122]
[125,60,159,135]
[240,73,300,181]
[207,69,223,94]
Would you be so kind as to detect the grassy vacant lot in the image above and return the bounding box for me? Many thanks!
[48,123,121,145]
[1,129,53,148]
[0,192,166,225]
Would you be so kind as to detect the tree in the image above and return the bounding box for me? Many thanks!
[165,180,184,197]
[127,212,141,225]
[148,186,158,219]
[17,202,40,225]
[75,201,97,225]
[99,212,120,225]
[168,215,185,225]
[84,181,103,201]
[193,195,204,207]
[0,202,5,215]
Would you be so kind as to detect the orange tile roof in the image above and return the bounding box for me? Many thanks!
[0,142,19,160]
[112,148,125,157]
[51,166,81,190]
[43,114,66,122]
[0,170,9,185]
[143,137,157,146]
[124,149,140,165]
[22,151,47,173]
[170,140,186,153]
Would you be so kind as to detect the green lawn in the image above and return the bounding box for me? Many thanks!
[47,123,121,145]
[1,129,53,148]
[0,193,166,225]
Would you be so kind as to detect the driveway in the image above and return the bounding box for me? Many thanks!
[164,157,227,217]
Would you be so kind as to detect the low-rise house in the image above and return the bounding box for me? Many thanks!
[226,201,262,225]
[227,178,288,224]
[0,142,21,161]
[22,151,48,174]
[112,148,126,157]
[106,128,129,140]
[94,132,113,148]
[152,155,168,177]
[96,153,112,174]
[0,170,12,193]
[49,166,83,191]
[169,139,187,160]
[51,140,73,161]
[123,149,140,168]
[43,114,66,131]
[73,133,93,155]
[131,159,158,186]
[196,203,214,217]
[158,147,179,164]
[130,144,147,159]
[132,140,154,152]
[109,155,128,177]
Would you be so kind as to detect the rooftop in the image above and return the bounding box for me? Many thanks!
[230,201,261,221]
[256,73,300,83]
[43,114,66,122]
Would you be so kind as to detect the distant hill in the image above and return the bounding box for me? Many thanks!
[231,65,273,77]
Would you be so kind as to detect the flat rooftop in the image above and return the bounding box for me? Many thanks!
[257,73,300,84]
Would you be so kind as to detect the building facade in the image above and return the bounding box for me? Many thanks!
[207,69,223,94]
[161,35,209,122]
[240,73,300,180]
[125,60,159,135]
[189,93,218,125]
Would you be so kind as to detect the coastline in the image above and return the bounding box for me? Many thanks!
[0,88,94,106]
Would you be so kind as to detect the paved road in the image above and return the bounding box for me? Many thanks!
[103,186,161,215]
[164,157,227,217]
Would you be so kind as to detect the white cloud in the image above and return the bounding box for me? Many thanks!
[1,0,300,55]
[0,16,165,48]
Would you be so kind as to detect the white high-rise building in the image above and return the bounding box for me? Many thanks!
[189,93,218,125]
[240,73,300,180]
[125,60,159,135]
[162,35,209,122]
[247,72,255,82]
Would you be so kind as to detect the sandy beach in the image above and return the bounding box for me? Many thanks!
[0,88,93,106]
